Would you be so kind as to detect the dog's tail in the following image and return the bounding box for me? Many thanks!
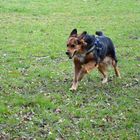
[95,31,104,36]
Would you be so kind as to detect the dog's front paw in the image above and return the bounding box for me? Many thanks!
[118,75,121,79]
[69,87,77,91]
[102,78,108,84]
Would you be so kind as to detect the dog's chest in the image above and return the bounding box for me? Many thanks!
[74,54,85,63]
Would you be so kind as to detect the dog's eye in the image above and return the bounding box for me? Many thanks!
[71,45,75,48]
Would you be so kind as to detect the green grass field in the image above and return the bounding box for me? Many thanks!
[0,0,140,139]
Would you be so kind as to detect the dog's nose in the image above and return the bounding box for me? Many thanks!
[66,51,70,55]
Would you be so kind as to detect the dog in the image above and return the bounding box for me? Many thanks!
[66,29,121,91]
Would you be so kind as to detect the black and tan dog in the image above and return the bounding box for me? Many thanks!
[66,29,121,91]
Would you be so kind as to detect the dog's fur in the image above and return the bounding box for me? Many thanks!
[66,29,121,91]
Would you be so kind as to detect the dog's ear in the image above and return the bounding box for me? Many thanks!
[77,38,87,47]
[70,29,77,37]
[77,31,87,47]
[78,31,87,40]
[81,39,87,47]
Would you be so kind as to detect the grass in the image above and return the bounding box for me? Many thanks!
[0,0,140,139]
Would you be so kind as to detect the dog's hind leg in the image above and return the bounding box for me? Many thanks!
[112,60,121,78]
[98,64,108,84]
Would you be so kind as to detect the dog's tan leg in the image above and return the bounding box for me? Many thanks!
[70,61,97,91]
[70,61,82,91]
[77,61,97,82]
[112,60,121,78]
[98,64,108,84]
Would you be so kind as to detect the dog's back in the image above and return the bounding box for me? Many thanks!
[95,31,118,63]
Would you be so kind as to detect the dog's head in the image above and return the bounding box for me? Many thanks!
[66,29,87,59]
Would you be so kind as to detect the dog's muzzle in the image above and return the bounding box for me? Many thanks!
[66,51,70,55]
[66,51,77,59]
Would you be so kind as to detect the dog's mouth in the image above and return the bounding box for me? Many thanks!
[69,51,77,59]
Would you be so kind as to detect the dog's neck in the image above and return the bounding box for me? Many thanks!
[84,34,96,51]
[74,53,86,63]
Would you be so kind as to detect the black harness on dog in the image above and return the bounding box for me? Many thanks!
[86,38,103,55]
[81,32,117,65]
[86,38,104,64]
